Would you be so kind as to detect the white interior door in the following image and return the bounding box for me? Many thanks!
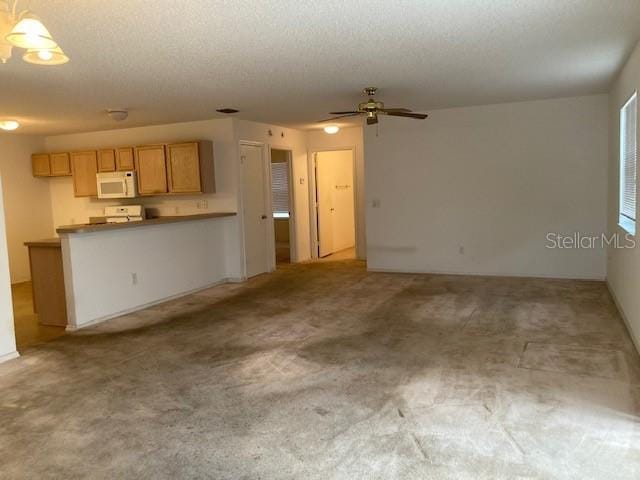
[316,150,355,257]
[241,144,271,277]
[316,155,334,257]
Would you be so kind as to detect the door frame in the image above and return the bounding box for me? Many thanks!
[268,146,297,264]
[238,141,275,278]
[308,147,358,260]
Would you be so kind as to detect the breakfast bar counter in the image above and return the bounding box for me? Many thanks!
[56,212,236,234]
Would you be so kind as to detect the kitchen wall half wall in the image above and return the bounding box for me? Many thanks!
[0,135,53,283]
[364,94,608,280]
[0,174,18,362]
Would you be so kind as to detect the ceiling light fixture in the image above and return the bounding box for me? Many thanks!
[23,46,69,65]
[324,125,340,135]
[0,1,67,65]
[107,109,128,122]
[0,119,19,130]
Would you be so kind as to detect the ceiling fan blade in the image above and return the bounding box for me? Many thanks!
[380,108,412,113]
[329,111,360,115]
[366,115,378,125]
[385,111,429,119]
[317,112,362,123]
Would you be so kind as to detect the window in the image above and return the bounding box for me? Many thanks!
[271,161,290,218]
[620,92,637,235]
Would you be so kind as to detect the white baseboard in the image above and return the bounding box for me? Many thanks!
[0,350,20,364]
[606,280,640,355]
[67,277,245,332]
[366,266,605,281]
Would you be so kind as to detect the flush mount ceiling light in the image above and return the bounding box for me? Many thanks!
[0,1,68,65]
[324,125,340,135]
[0,119,19,130]
[107,109,128,122]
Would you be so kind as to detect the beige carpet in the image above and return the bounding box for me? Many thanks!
[0,259,639,479]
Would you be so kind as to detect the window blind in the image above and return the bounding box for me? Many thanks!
[621,93,637,222]
[271,162,290,215]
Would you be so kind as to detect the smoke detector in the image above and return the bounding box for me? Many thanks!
[107,109,128,122]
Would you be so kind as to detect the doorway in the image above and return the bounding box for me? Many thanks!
[313,150,356,259]
[270,149,294,265]
[240,143,274,278]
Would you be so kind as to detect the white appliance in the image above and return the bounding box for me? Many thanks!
[97,171,137,199]
[104,205,145,223]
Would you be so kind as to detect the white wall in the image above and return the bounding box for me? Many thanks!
[0,135,53,283]
[0,175,18,362]
[365,95,608,279]
[61,217,232,329]
[608,41,640,350]
[235,119,312,262]
[306,127,366,259]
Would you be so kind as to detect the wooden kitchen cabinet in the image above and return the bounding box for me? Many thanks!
[71,151,98,197]
[166,142,202,193]
[32,154,51,177]
[50,153,71,176]
[166,141,215,194]
[135,145,168,195]
[98,149,116,172]
[116,147,135,171]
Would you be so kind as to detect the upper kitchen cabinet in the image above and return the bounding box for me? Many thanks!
[32,154,51,177]
[98,149,116,172]
[71,151,98,197]
[116,147,135,171]
[32,153,72,177]
[50,153,71,176]
[135,145,168,195]
[166,141,215,194]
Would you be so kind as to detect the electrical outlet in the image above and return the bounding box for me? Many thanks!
[459,246,465,255]
[131,273,138,285]
[299,177,305,185]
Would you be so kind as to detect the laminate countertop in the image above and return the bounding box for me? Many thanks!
[56,212,237,234]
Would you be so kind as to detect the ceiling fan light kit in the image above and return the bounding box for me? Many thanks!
[0,1,68,65]
[319,87,429,127]
[324,125,340,134]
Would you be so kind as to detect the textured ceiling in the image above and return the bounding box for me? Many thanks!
[1,0,640,135]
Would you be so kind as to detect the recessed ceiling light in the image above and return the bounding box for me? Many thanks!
[0,120,20,131]
[324,125,340,134]
[216,108,239,114]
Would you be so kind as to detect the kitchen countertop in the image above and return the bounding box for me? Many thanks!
[24,238,62,248]
[56,212,237,234]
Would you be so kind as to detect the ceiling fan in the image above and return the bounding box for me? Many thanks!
[319,87,428,126]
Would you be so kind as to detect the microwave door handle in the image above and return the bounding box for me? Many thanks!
[123,179,128,196]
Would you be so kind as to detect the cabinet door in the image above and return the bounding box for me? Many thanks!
[71,151,98,197]
[98,149,116,172]
[116,147,135,171]
[50,153,71,176]
[135,145,167,195]
[32,154,51,177]
[166,142,202,193]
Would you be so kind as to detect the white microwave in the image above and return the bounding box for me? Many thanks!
[96,171,137,199]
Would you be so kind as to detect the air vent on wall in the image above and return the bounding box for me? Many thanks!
[216,108,239,114]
